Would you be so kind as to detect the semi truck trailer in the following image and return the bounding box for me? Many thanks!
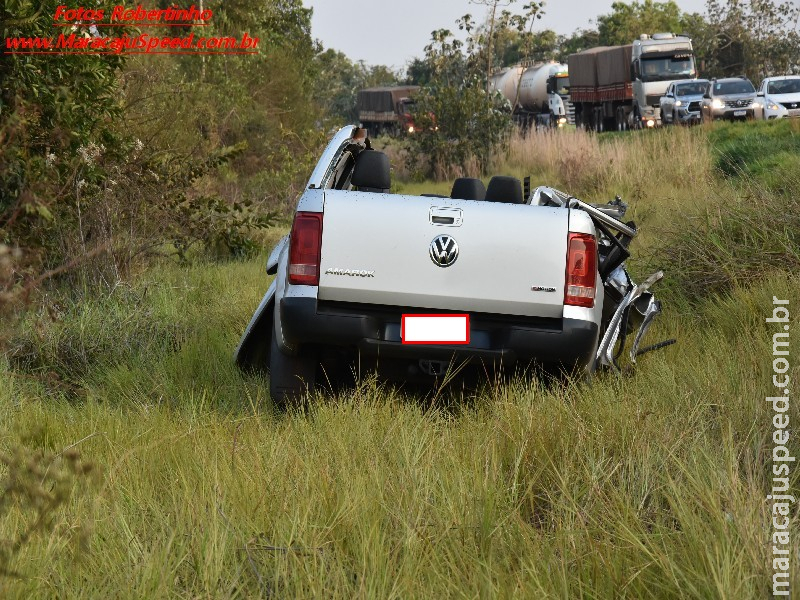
[568,33,697,130]
[489,62,574,128]
[356,86,419,136]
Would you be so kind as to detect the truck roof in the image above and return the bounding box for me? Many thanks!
[568,45,634,88]
[567,47,611,88]
[597,45,633,87]
[357,86,420,113]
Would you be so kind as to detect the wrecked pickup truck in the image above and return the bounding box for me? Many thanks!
[235,125,670,405]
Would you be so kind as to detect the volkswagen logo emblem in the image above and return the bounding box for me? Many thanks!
[430,235,459,267]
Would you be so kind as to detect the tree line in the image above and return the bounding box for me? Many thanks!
[315,0,799,180]
[1,0,327,307]
[321,0,800,124]
[1,0,798,307]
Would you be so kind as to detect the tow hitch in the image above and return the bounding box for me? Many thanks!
[419,359,448,377]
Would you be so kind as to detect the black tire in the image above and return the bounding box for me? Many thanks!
[616,107,627,131]
[269,324,316,408]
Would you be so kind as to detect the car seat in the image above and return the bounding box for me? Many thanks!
[351,150,391,193]
[484,176,525,204]
[450,177,486,201]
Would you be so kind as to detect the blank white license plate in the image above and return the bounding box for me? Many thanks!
[734,110,746,116]
[401,314,470,344]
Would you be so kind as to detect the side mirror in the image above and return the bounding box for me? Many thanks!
[703,93,710,99]
[757,91,764,97]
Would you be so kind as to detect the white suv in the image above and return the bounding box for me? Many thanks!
[757,76,800,120]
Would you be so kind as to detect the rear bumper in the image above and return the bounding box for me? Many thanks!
[280,297,599,369]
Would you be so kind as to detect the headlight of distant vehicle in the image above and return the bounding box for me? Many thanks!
[766,100,780,111]
[711,99,725,109]
[674,100,683,107]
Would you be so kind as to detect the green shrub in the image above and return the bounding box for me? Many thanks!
[409,79,512,180]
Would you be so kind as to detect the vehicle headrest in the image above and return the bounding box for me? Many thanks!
[352,150,391,192]
[450,177,486,201]
[485,176,525,204]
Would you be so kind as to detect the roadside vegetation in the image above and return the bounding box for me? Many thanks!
[3,0,799,595]
[2,121,798,597]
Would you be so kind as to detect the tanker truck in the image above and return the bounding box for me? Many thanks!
[489,62,574,128]
[568,33,697,131]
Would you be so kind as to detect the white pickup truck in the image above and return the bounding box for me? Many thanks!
[236,126,667,405]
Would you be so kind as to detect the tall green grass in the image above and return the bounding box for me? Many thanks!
[1,271,796,597]
[1,122,799,597]
[710,119,800,191]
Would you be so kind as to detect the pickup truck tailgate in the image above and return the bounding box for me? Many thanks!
[318,190,569,318]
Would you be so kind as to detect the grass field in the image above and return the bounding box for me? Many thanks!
[1,121,798,598]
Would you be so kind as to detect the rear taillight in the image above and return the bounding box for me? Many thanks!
[288,212,323,286]
[565,232,597,308]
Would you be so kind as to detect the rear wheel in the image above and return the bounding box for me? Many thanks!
[269,325,316,408]
[616,107,627,131]
[593,107,604,132]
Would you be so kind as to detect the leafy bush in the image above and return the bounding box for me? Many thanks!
[405,21,513,180]
[409,79,512,180]
[1,0,323,311]
[1,0,125,227]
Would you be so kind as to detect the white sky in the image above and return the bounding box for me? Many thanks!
[304,0,708,70]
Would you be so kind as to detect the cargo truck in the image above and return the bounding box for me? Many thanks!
[356,86,419,136]
[489,62,574,127]
[568,33,697,130]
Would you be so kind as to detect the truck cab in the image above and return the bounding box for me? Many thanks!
[631,33,696,127]
[396,97,417,133]
[545,66,573,126]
